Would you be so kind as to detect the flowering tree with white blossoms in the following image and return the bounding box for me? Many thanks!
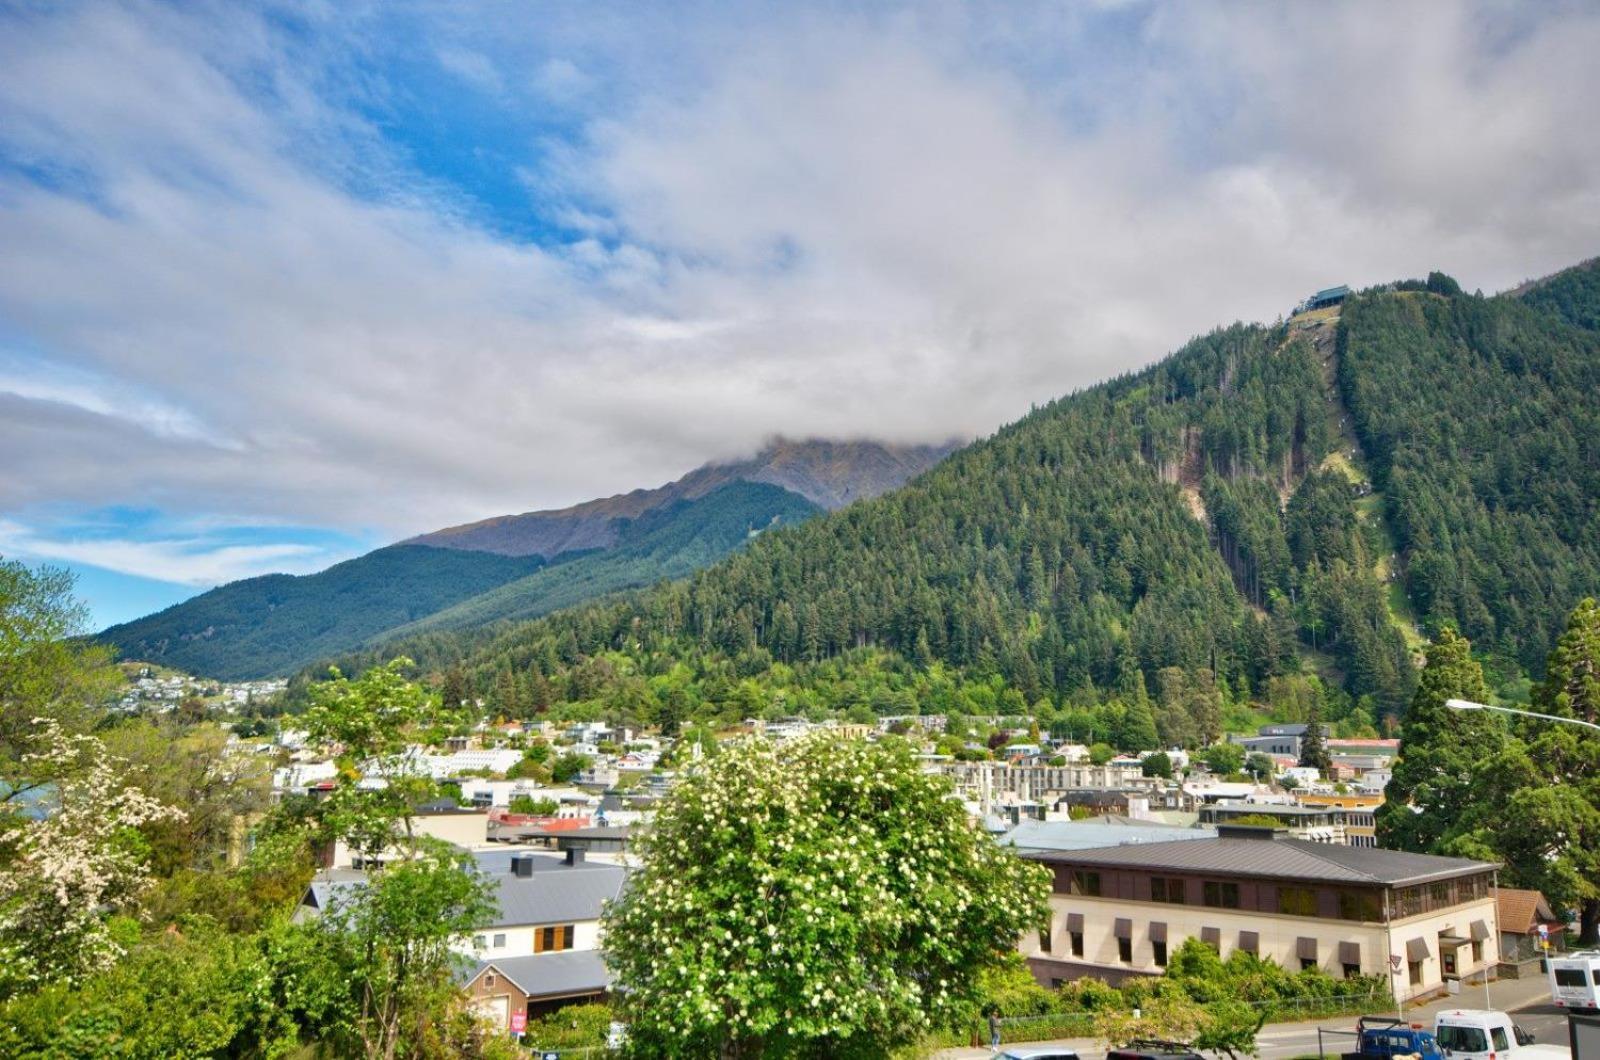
[603,734,1051,1057]
[0,719,184,999]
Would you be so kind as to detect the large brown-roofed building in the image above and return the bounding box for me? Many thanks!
[1019,825,1499,1002]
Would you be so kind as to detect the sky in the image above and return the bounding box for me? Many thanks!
[2,1,1599,630]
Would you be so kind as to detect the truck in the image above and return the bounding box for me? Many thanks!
[1337,1016,1445,1060]
[1433,1009,1551,1060]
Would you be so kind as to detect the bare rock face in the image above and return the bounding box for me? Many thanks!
[405,437,958,558]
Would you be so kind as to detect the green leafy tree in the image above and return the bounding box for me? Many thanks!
[1376,629,1503,852]
[1199,742,1244,776]
[549,752,593,784]
[1089,742,1116,765]
[602,735,1050,1057]
[1494,600,1600,944]
[1141,751,1173,779]
[509,795,559,816]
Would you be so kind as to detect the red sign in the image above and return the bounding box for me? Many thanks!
[510,1011,527,1034]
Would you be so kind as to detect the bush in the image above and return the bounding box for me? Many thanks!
[524,1002,614,1050]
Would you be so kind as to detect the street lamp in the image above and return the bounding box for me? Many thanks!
[1445,698,1600,733]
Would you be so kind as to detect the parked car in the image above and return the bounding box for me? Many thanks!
[1104,1039,1205,1060]
[998,1048,1082,1060]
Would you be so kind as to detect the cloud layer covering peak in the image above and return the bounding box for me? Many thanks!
[2,1,1599,620]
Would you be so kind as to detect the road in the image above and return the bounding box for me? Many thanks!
[938,975,1564,1060]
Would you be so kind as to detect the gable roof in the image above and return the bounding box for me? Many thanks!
[1496,887,1558,934]
[468,950,611,999]
[1028,835,1495,886]
[301,851,627,929]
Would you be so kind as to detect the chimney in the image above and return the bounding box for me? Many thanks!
[564,847,586,866]
[510,854,534,877]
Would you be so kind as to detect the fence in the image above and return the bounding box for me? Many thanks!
[982,988,1395,1047]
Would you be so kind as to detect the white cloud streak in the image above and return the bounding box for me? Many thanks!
[0,0,1597,550]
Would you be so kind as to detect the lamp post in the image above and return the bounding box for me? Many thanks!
[1444,698,1600,733]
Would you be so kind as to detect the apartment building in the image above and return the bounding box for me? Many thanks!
[1019,825,1498,1002]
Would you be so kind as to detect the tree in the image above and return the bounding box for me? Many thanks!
[1118,697,1160,752]
[549,752,592,784]
[1199,742,1244,776]
[301,658,443,860]
[1141,751,1173,779]
[309,840,495,1060]
[602,735,1050,1057]
[0,559,116,775]
[1297,701,1331,775]
[509,795,559,816]
[1376,629,1503,853]
[1500,600,1600,944]
[0,720,183,998]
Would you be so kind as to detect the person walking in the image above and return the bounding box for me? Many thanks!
[989,1008,1002,1051]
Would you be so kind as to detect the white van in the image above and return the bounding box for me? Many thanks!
[1549,950,1600,1010]
[1433,1010,1539,1060]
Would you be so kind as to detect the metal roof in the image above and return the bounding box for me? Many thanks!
[1003,819,1217,853]
[470,950,611,998]
[303,851,628,929]
[1027,835,1495,885]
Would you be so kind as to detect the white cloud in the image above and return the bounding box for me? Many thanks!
[0,0,1597,551]
[0,518,331,587]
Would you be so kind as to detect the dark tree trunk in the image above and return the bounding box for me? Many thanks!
[1580,898,1600,947]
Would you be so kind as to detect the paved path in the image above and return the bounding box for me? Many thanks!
[936,975,1558,1060]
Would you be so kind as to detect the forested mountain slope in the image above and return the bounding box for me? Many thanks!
[101,439,944,680]
[407,438,955,557]
[98,546,547,681]
[382,482,819,639]
[356,259,1600,739]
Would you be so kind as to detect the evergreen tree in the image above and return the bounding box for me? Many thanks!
[1298,700,1332,775]
[1375,629,1503,852]
[1117,696,1160,753]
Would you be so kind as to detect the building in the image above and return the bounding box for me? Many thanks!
[1232,723,1328,760]
[1196,800,1348,844]
[938,761,1157,802]
[1018,825,1499,1002]
[1302,285,1351,312]
[1495,887,1564,966]
[299,848,627,1028]
[1297,792,1383,847]
[322,804,490,869]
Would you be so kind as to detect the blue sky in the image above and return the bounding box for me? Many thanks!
[2,1,1599,631]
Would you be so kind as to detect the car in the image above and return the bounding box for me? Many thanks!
[1104,1039,1206,1060]
[998,1048,1083,1060]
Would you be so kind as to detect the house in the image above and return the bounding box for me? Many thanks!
[322,804,490,869]
[1496,887,1564,966]
[1018,824,1499,1001]
[1232,722,1329,760]
[1302,285,1351,312]
[299,848,628,1028]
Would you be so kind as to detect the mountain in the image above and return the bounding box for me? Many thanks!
[366,258,1600,738]
[406,437,958,558]
[98,438,953,680]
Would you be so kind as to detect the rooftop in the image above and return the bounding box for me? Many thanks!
[467,950,611,998]
[1027,834,1496,886]
[1003,819,1217,853]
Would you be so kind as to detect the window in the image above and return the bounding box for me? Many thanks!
[1153,940,1168,966]
[485,974,496,988]
[492,933,506,948]
[1300,958,1317,972]
[1070,931,1084,957]
[1072,871,1101,897]
[473,935,487,949]
[1491,1028,1510,1053]
[1342,963,1361,979]
[1039,916,1053,953]
[1203,881,1240,909]
[1151,877,1186,904]
[1438,1027,1488,1053]
[1278,887,1318,917]
[535,925,576,953]
[1118,936,1133,963]
[1471,940,1483,963]
[1338,890,1382,921]
[1556,969,1588,987]
[1408,961,1423,987]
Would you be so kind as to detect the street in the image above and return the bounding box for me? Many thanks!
[937,975,1564,1060]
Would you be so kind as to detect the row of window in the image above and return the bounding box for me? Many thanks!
[473,924,577,953]
[1040,923,1362,977]
[1066,871,1389,922]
